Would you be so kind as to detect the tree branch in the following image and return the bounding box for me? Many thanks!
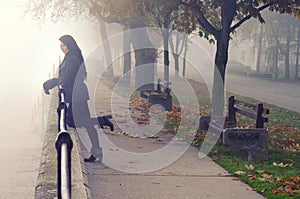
[181,1,219,37]
[82,0,123,24]
[230,2,275,32]
[96,13,121,24]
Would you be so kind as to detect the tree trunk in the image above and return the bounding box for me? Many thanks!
[170,32,186,77]
[274,34,279,79]
[130,27,156,90]
[173,54,179,76]
[163,28,170,83]
[256,24,264,73]
[211,0,236,117]
[199,0,236,155]
[295,27,300,79]
[122,25,132,85]
[98,18,115,80]
[174,33,181,76]
[212,36,228,117]
[284,19,291,79]
[266,53,271,72]
[182,39,188,77]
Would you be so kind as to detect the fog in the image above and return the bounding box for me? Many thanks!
[0,1,99,197]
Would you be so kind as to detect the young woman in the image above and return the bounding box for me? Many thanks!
[43,35,113,162]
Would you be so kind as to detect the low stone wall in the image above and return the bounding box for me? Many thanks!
[34,92,91,199]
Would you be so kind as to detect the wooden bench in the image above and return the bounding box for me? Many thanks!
[227,96,269,128]
[140,79,172,111]
[199,96,270,162]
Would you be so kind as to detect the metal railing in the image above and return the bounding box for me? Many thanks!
[55,85,73,199]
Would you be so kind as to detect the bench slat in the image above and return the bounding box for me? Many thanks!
[235,100,257,111]
[234,100,269,115]
[235,107,257,119]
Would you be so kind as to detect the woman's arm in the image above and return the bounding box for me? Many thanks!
[43,78,59,94]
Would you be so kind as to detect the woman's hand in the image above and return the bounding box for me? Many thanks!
[43,78,59,94]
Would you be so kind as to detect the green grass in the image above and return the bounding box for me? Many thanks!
[209,146,300,198]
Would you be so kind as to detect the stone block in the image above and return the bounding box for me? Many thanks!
[223,128,268,162]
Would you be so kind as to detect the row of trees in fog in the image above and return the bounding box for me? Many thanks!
[238,11,300,79]
[26,0,300,115]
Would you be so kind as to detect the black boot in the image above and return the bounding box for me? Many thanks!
[97,116,104,129]
[97,116,114,131]
[84,154,96,162]
[102,116,114,131]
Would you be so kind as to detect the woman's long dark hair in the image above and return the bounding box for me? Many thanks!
[59,35,87,80]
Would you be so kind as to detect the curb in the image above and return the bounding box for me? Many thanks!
[34,92,92,199]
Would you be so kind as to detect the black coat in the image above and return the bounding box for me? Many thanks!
[59,53,89,103]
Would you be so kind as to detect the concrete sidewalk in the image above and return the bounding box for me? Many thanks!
[80,79,265,199]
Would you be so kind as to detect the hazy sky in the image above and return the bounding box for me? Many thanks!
[0,1,99,132]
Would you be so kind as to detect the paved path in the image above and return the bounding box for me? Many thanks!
[80,78,265,199]
[226,74,300,113]
[186,68,300,113]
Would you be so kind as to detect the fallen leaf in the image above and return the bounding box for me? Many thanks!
[110,148,119,151]
[258,177,267,182]
[284,185,293,194]
[172,137,186,141]
[255,170,265,173]
[145,134,159,139]
[128,134,139,138]
[285,158,295,164]
[235,171,246,175]
[247,187,256,191]
[248,175,257,180]
[273,162,292,167]
[279,162,286,167]
[116,131,127,135]
[245,164,255,171]
[232,177,240,181]
[262,173,273,179]
[272,188,279,194]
